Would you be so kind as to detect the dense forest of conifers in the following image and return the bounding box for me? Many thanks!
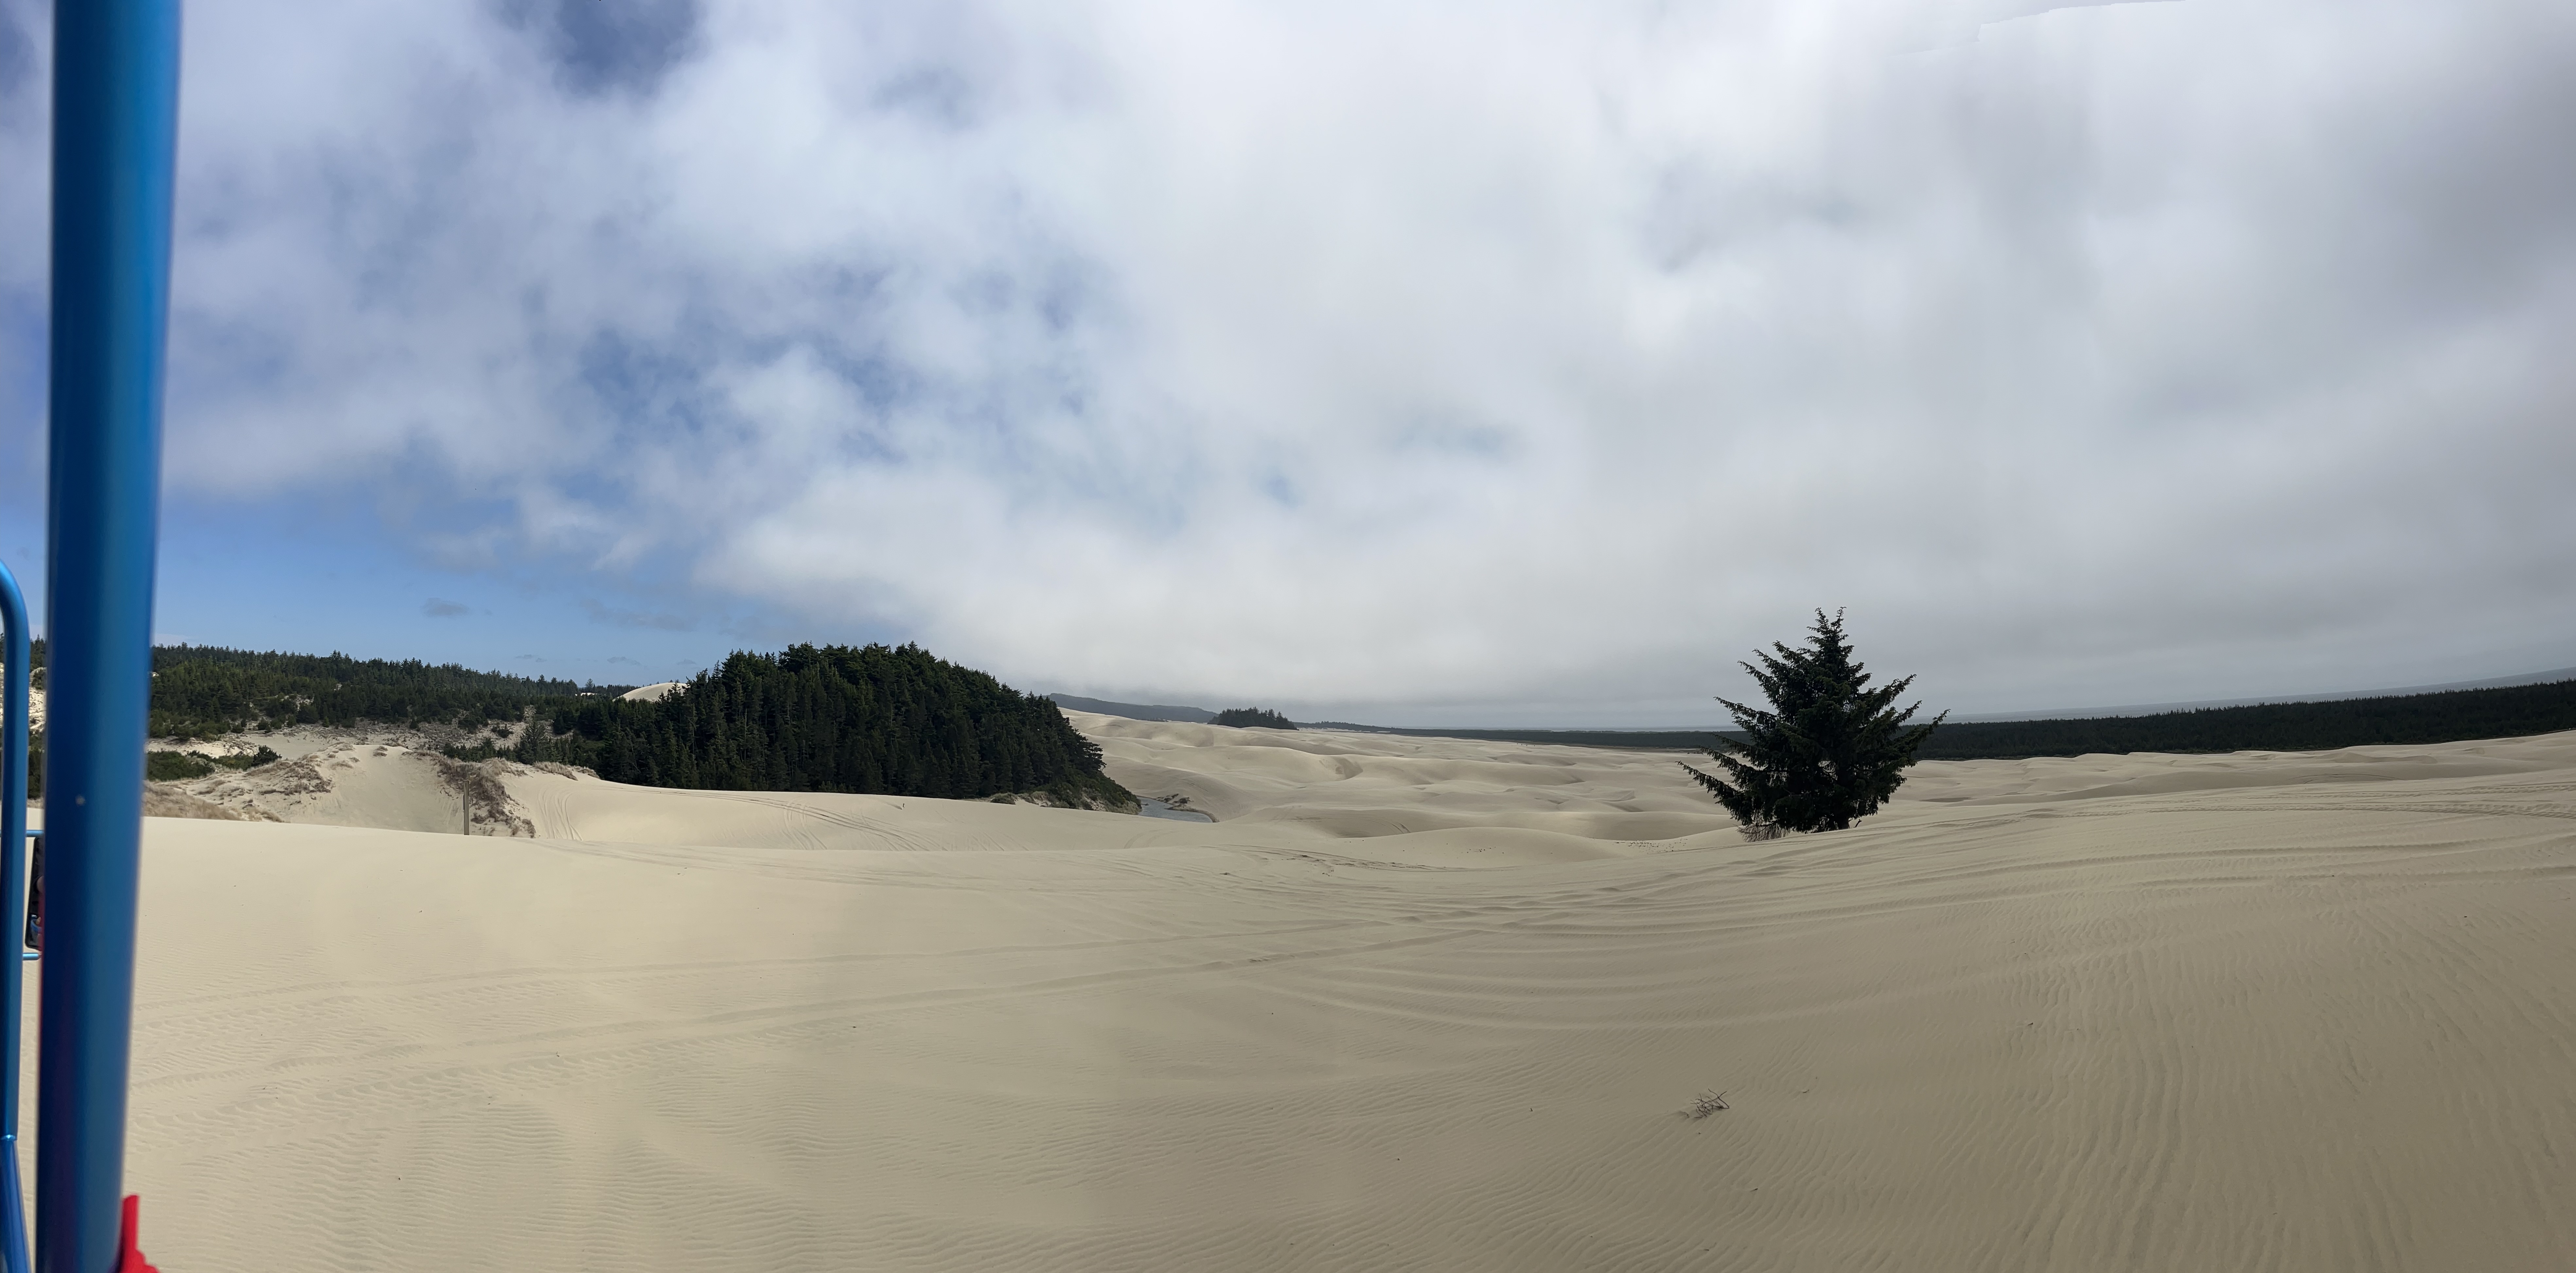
[1312,678,2576,759]
[482,643,1133,806]
[14,639,1126,806]
[1210,707,1296,729]
[21,638,619,740]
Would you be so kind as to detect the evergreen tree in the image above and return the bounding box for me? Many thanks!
[1682,610,1945,834]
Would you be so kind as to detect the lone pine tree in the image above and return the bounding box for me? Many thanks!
[1683,610,1946,835]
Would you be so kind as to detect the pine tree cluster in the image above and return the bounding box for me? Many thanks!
[1209,707,1297,729]
[500,643,1133,805]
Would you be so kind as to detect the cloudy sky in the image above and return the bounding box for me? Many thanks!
[2,0,2571,725]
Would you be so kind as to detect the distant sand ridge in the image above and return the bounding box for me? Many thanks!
[69,717,2576,1270]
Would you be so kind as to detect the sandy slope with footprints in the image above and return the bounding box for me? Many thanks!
[80,717,2576,1270]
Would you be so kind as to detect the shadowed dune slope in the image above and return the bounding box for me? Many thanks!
[106,724,2576,1271]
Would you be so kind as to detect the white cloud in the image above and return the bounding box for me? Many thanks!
[5,0,2574,718]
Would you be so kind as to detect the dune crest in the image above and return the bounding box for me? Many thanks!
[165,738,541,835]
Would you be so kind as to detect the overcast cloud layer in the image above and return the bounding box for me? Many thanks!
[3,0,2573,721]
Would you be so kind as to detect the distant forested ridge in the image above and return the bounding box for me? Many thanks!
[58,641,618,739]
[15,639,1129,807]
[502,642,1133,806]
[1306,723,1720,749]
[1312,678,2576,760]
[13,639,616,740]
[11,639,624,797]
[1912,679,2576,760]
[1047,694,1216,724]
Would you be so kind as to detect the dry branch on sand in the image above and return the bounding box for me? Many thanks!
[1682,1091,1731,1119]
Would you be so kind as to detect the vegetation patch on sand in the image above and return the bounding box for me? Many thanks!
[1210,707,1297,730]
[493,643,1136,807]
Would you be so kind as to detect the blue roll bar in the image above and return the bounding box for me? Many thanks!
[40,2,183,1271]
[2,561,32,1273]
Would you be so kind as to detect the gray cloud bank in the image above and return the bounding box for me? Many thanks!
[4,0,2574,721]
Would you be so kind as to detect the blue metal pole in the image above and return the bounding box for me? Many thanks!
[1,561,32,1273]
[41,1,182,1270]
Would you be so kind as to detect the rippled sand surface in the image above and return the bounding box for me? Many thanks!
[107,720,2576,1270]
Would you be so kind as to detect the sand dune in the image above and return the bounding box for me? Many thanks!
[79,722,2576,1269]
[169,738,538,836]
[1080,713,1735,847]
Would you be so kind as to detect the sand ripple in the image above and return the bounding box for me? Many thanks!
[86,725,2576,1270]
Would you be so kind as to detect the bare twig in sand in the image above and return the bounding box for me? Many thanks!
[1684,1090,1730,1119]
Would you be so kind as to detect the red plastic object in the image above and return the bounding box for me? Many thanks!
[115,1195,157,1273]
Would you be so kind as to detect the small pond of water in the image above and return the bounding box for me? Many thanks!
[1138,797,1214,823]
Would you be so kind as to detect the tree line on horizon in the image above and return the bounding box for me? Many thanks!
[1309,678,2576,761]
[11,635,2572,807]
[20,639,626,740]
[15,640,631,798]
[1911,680,2576,759]
[11,639,1125,807]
